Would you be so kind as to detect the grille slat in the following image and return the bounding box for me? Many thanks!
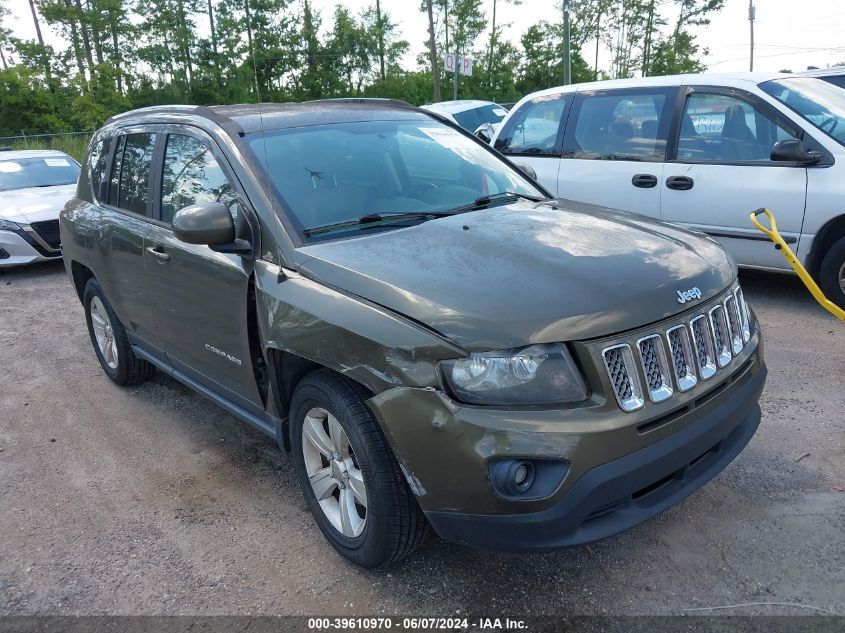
[602,345,644,412]
[636,335,673,403]
[709,305,732,367]
[602,284,750,412]
[666,325,697,391]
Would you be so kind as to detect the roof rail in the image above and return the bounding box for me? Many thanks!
[103,104,244,137]
[304,97,416,109]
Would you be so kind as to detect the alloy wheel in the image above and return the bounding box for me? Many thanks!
[301,407,367,538]
[90,296,118,370]
[839,261,845,295]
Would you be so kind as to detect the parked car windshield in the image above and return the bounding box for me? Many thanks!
[761,77,845,147]
[0,155,80,191]
[451,104,508,131]
[248,119,545,237]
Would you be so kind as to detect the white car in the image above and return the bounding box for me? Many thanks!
[490,72,845,307]
[421,100,509,132]
[0,149,80,267]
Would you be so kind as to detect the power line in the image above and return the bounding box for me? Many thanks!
[748,0,755,71]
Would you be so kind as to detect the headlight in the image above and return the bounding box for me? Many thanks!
[0,219,22,232]
[439,343,589,406]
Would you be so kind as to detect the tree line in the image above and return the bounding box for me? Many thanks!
[0,0,724,136]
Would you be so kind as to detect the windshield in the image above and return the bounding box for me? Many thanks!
[452,104,508,131]
[248,119,545,239]
[0,155,80,191]
[761,77,845,147]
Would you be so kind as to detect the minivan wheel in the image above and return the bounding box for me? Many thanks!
[819,236,845,309]
[83,278,155,386]
[290,369,428,568]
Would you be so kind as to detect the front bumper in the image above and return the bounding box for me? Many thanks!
[0,228,61,267]
[368,327,765,552]
[426,360,765,551]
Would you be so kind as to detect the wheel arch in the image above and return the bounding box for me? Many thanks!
[806,213,845,278]
[70,260,96,303]
[266,347,377,451]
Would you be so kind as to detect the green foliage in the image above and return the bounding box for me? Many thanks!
[0,0,723,134]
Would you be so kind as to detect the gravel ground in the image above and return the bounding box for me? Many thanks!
[0,261,842,617]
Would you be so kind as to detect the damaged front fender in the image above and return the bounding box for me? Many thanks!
[253,260,464,396]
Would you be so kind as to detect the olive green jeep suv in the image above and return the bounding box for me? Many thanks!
[61,100,766,568]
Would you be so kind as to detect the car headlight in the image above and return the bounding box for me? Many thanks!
[439,343,589,406]
[0,219,22,232]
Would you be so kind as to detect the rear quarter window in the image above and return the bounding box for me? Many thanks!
[86,138,109,203]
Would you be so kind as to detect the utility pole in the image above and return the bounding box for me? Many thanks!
[563,0,572,85]
[748,0,756,71]
[375,0,385,80]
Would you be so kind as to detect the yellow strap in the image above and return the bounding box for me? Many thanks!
[750,208,845,321]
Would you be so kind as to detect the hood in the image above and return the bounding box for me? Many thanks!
[298,202,736,351]
[0,184,77,224]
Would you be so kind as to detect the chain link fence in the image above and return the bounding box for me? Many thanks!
[0,130,94,162]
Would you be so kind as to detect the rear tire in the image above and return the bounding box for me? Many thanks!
[819,236,845,309]
[83,278,155,386]
[290,369,427,568]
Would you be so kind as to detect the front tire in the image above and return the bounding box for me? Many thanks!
[819,236,845,309]
[83,278,155,386]
[290,370,427,568]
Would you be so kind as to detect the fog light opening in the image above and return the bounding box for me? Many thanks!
[513,461,534,491]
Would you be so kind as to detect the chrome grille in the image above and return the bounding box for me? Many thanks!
[602,344,644,411]
[666,325,697,391]
[734,287,751,342]
[724,295,744,354]
[690,315,717,380]
[601,284,752,412]
[636,335,672,403]
[709,305,732,367]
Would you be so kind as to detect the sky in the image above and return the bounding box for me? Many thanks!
[6,0,845,76]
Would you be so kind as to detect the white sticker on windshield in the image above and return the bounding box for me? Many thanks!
[493,108,507,116]
[44,158,70,167]
[419,126,477,150]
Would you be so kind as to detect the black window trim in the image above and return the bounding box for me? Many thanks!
[99,125,162,222]
[155,123,260,257]
[495,92,574,158]
[668,85,834,168]
[562,85,680,163]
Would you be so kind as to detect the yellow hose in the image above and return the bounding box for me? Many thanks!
[750,208,845,321]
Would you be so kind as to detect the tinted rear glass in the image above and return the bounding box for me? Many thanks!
[115,133,156,216]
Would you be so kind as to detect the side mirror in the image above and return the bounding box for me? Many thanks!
[514,162,537,181]
[172,201,236,246]
[474,122,495,144]
[770,139,820,165]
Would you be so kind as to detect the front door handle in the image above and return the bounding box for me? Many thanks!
[631,174,658,188]
[146,245,170,262]
[666,175,694,191]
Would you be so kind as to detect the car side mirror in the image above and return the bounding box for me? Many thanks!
[514,162,537,181]
[172,202,237,246]
[474,122,495,144]
[770,139,820,165]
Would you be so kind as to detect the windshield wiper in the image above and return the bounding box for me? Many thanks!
[303,211,456,237]
[446,190,546,214]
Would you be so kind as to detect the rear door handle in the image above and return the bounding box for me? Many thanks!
[666,175,694,191]
[631,174,658,188]
[146,245,170,262]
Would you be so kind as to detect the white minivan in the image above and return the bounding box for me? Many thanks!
[490,73,845,307]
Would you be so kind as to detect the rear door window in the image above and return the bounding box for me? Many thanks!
[494,94,570,156]
[111,133,156,216]
[564,88,676,161]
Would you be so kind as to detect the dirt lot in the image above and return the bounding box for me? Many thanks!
[0,261,843,617]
